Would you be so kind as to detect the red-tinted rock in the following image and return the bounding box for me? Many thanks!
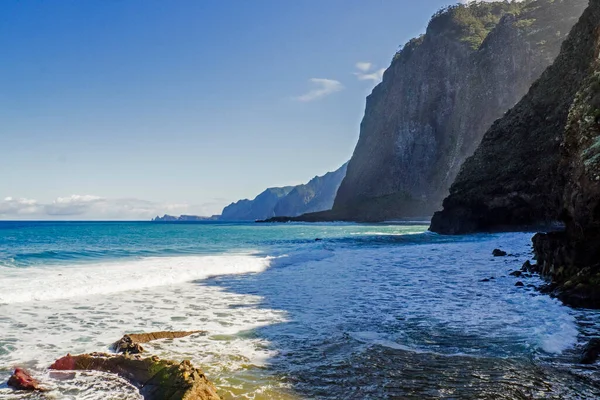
[7,368,43,391]
[50,353,220,400]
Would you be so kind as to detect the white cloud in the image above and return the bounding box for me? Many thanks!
[46,195,104,216]
[355,68,385,82]
[0,197,41,216]
[355,62,372,72]
[354,62,385,83]
[294,78,344,102]
[0,195,206,220]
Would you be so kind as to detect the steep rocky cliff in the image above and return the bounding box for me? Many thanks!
[273,163,348,217]
[430,0,597,235]
[220,187,294,221]
[531,1,600,307]
[220,164,347,221]
[326,0,586,222]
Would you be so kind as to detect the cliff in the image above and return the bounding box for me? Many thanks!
[430,0,597,235]
[220,187,294,221]
[320,0,587,222]
[220,163,347,221]
[532,0,600,307]
[273,163,348,216]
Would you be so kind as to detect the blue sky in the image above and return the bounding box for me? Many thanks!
[1,0,463,219]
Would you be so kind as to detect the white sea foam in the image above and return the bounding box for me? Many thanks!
[0,254,272,304]
[0,229,595,399]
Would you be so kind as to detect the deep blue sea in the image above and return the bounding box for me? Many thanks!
[1,221,600,399]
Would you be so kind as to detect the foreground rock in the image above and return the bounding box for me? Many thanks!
[50,353,220,400]
[113,331,207,354]
[7,368,45,391]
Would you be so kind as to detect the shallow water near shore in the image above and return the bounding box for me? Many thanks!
[1,221,600,399]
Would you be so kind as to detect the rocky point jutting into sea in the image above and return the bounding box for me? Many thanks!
[270,0,587,223]
[431,0,600,308]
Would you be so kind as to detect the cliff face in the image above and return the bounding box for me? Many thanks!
[430,0,597,235]
[273,163,348,217]
[220,164,347,221]
[531,1,600,307]
[331,0,586,222]
[220,187,294,221]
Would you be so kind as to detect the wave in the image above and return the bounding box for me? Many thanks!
[0,254,273,304]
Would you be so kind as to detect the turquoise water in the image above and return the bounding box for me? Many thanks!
[0,221,600,399]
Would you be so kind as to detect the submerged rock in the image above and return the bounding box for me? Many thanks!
[7,368,45,392]
[50,353,220,400]
[112,331,206,354]
[515,282,525,287]
[492,249,507,257]
[509,271,522,277]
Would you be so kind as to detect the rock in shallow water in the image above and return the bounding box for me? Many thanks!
[112,331,207,354]
[50,353,220,400]
[7,368,45,391]
[493,249,508,257]
[580,338,600,364]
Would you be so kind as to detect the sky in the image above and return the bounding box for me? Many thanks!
[1,0,474,220]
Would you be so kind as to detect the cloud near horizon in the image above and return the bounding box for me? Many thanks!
[0,195,221,220]
[354,62,385,83]
[294,78,344,102]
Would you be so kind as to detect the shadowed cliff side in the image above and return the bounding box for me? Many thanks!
[531,3,600,307]
[430,0,599,235]
[285,0,586,223]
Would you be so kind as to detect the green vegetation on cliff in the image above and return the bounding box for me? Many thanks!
[428,1,525,49]
[394,0,580,54]
[330,0,586,224]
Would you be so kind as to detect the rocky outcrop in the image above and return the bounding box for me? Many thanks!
[113,331,207,354]
[530,4,600,307]
[220,163,347,221]
[430,0,596,234]
[7,368,45,392]
[303,0,586,223]
[427,0,600,307]
[50,353,221,400]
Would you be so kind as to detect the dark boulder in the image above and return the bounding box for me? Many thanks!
[493,249,507,257]
[521,260,536,273]
[581,338,600,364]
[515,281,525,287]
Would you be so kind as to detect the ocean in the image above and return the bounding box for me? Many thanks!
[0,221,599,399]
